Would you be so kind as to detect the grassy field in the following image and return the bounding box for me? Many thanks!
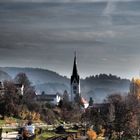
[0,119,5,127]
[34,131,60,140]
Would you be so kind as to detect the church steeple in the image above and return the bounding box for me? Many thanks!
[72,52,78,76]
[71,52,80,102]
[71,52,79,84]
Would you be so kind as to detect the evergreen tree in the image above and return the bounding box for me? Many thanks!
[89,97,94,106]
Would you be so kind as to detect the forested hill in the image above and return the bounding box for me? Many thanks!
[0,67,69,94]
[0,67,130,102]
[0,67,69,85]
[81,74,130,102]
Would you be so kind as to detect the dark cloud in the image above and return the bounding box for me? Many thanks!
[0,0,136,2]
[0,1,140,78]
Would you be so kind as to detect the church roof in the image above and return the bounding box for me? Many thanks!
[80,97,89,109]
[71,53,80,84]
[72,55,78,76]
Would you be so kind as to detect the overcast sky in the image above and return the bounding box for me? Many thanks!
[0,0,140,79]
[0,0,137,2]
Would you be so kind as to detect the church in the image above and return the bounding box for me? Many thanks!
[71,52,80,102]
[70,53,89,108]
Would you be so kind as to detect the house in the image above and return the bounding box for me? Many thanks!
[0,82,24,95]
[81,97,89,109]
[36,91,62,105]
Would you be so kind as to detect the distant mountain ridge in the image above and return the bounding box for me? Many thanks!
[0,67,69,85]
[81,74,130,102]
[0,67,70,95]
[0,67,130,102]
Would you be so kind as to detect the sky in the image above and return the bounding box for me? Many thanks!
[0,0,140,79]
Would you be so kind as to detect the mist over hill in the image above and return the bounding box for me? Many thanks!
[0,67,130,102]
[81,74,130,102]
[0,67,69,85]
[0,67,70,94]
[0,70,12,81]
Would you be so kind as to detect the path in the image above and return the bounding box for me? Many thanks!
[2,131,18,140]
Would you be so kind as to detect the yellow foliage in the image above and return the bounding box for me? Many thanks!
[131,78,140,99]
[134,79,140,86]
[4,117,16,124]
[19,110,40,121]
[87,128,97,140]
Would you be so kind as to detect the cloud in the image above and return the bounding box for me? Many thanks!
[43,30,118,43]
[0,0,137,3]
[103,0,116,15]
[0,0,139,79]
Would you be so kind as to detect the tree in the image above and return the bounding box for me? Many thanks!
[63,90,69,103]
[89,97,94,106]
[130,78,140,99]
[14,73,38,115]
[14,73,31,88]
[124,93,140,136]
[107,94,123,105]
[107,93,140,137]
[0,81,21,118]
[14,72,36,101]
[107,94,125,132]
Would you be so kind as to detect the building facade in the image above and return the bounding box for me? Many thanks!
[36,91,61,105]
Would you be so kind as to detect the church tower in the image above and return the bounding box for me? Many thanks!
[71,52,81,102]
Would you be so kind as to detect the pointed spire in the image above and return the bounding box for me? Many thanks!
[72,51,78,76]
[74,51,76,60]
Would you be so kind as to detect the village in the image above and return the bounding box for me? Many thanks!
[1,0,140,139]
[0,53,140,140]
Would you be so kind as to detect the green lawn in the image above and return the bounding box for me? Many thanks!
[66,129,78,133]
[34,132,60,140]
[0,119,5,127]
